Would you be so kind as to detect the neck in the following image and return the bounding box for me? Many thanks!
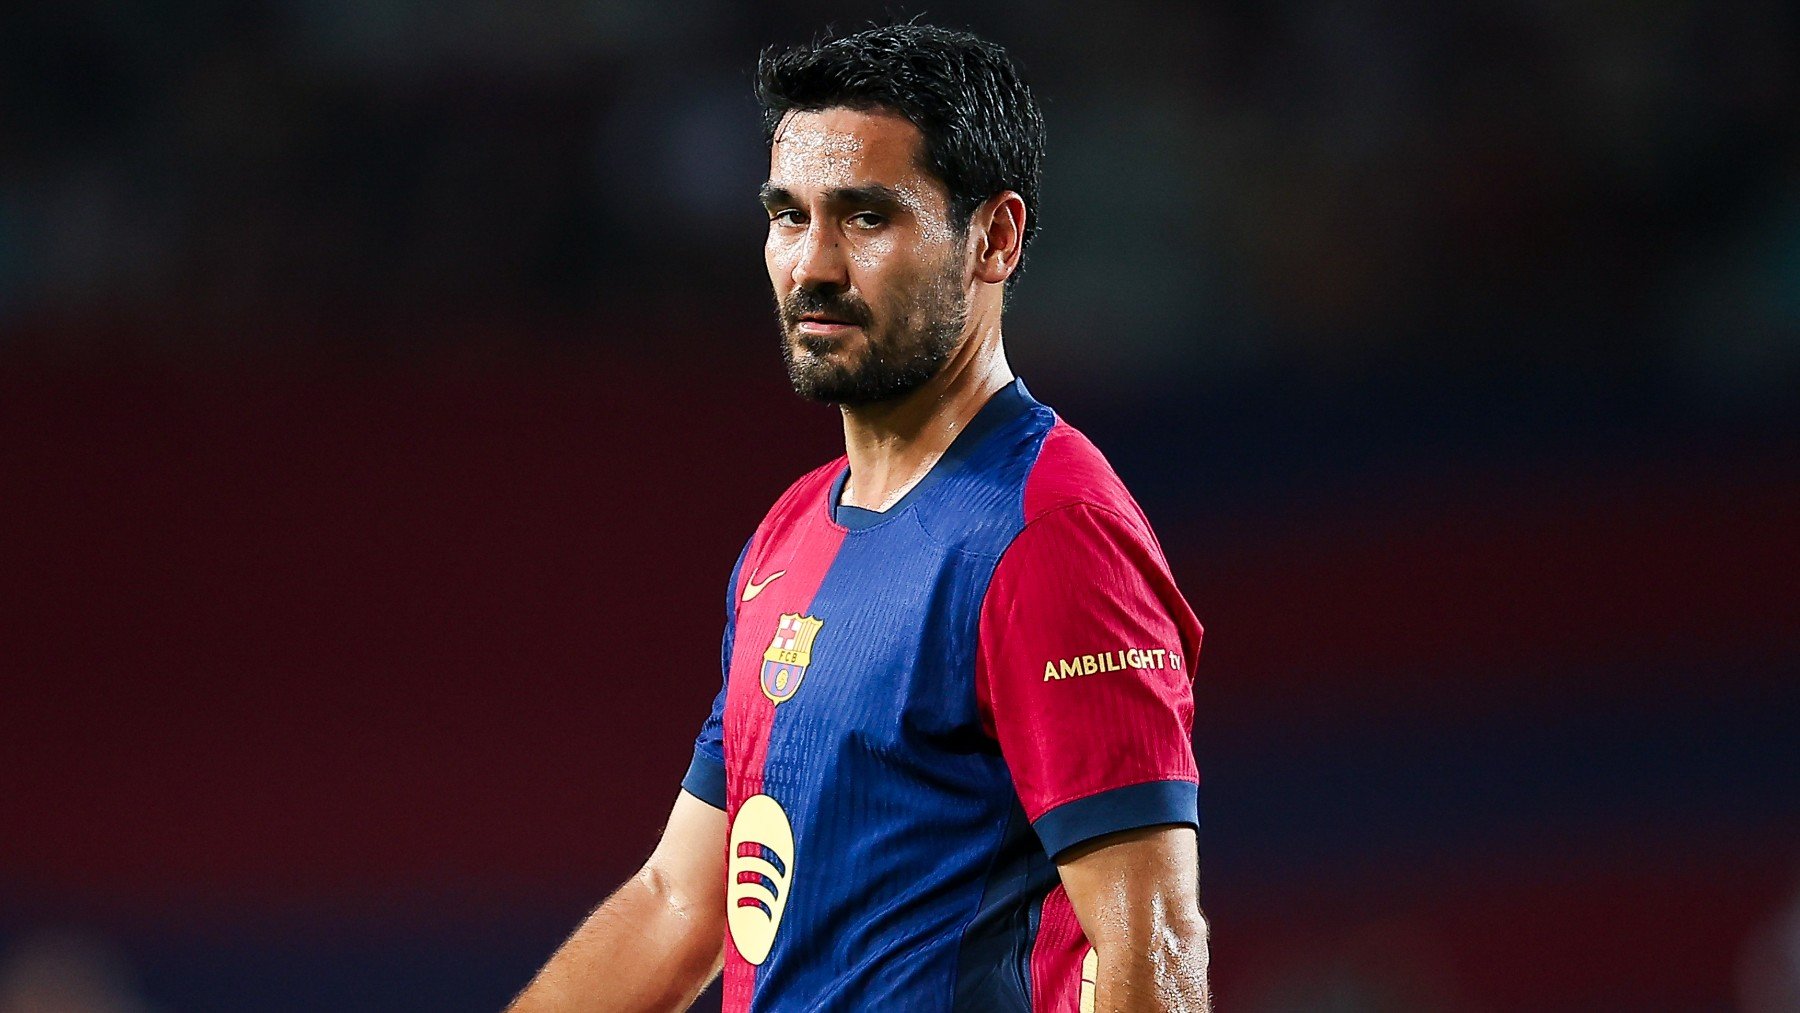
[837,313,1013,512]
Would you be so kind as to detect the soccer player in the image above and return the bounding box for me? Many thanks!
[510,23,1210,1012]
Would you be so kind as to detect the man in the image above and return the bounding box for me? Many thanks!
[511,23,1210,1012]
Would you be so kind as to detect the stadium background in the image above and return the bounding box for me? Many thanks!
[2,2,1796,1010]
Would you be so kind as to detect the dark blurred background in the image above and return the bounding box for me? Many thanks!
[2,1,1797,1010]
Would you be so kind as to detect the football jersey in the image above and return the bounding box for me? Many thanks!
[681,379,1203,1011]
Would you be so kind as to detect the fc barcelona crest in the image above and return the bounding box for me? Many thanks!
[761,613,824,704]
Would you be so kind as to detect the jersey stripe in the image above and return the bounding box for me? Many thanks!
[722,465,848,1011]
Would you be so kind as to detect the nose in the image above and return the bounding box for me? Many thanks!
[791,219,849,291]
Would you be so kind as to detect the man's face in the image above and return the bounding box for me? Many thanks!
[761,107,971,406]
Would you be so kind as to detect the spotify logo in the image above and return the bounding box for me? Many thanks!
[727,794,795,965]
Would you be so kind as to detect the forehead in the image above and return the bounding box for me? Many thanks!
[767,107,939,197]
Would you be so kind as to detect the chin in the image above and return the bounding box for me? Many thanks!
[794,327,867,356]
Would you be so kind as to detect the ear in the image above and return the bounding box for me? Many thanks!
[970,191,1027,286]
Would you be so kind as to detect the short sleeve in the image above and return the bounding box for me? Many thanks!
[681,538,751,810]
[977,503,1202,858]
[680,687,728,809]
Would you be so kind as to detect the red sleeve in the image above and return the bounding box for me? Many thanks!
[976,502,1202,857]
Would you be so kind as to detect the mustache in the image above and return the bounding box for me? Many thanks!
[781,286,873,329]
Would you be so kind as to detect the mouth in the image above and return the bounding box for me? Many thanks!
[794,315,862,336]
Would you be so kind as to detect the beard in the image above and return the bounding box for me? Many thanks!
[778,257,969,407]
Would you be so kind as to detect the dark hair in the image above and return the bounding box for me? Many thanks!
[755,22,1046,290]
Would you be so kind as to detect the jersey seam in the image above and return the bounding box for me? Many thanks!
[946,793,1021,1008]
[787,456,853,534]
[1017,497,1145,536]
[1022,425,1177,571]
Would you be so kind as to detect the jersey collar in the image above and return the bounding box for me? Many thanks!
[829,378,1039,530]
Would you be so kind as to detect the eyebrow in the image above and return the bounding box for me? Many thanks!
[758,183,907,213]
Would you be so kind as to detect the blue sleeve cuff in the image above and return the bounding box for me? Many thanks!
[1031,779,1200,858]
[680,750,727,810]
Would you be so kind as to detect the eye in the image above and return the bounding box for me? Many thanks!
[848,212,885,229]
[769,208,804,226]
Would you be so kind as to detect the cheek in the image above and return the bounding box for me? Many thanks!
[765,234,794,283]
[847,233,897,272]
[857,239,959,315]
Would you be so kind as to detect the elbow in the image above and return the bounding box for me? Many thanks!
[633,863,699,921]
[1133,891,1208,964]
[630,862,727,978]
[633,861,726,945]
[1098,907,1209,1009]
[1148,908,1209,979]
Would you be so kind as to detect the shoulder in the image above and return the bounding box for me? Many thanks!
[776,456,846,512]
[1021,420,1156,535]
[754,456,844,541]
[982,418,1203,672]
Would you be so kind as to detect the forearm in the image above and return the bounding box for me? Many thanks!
[1093,907,1211,1012]
[507,866,723,1013]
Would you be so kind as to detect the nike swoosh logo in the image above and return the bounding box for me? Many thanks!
[742,569,787,602]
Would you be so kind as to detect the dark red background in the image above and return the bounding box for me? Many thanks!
[4,2,1798,1008]
[5,333,1795,1010]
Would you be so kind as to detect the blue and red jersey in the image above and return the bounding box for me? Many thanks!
[681,379,1203,1011]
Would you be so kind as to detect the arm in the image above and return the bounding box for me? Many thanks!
[507,789,727,1013]
[1056,824,1211,1012]
[978,499,1210,1008]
